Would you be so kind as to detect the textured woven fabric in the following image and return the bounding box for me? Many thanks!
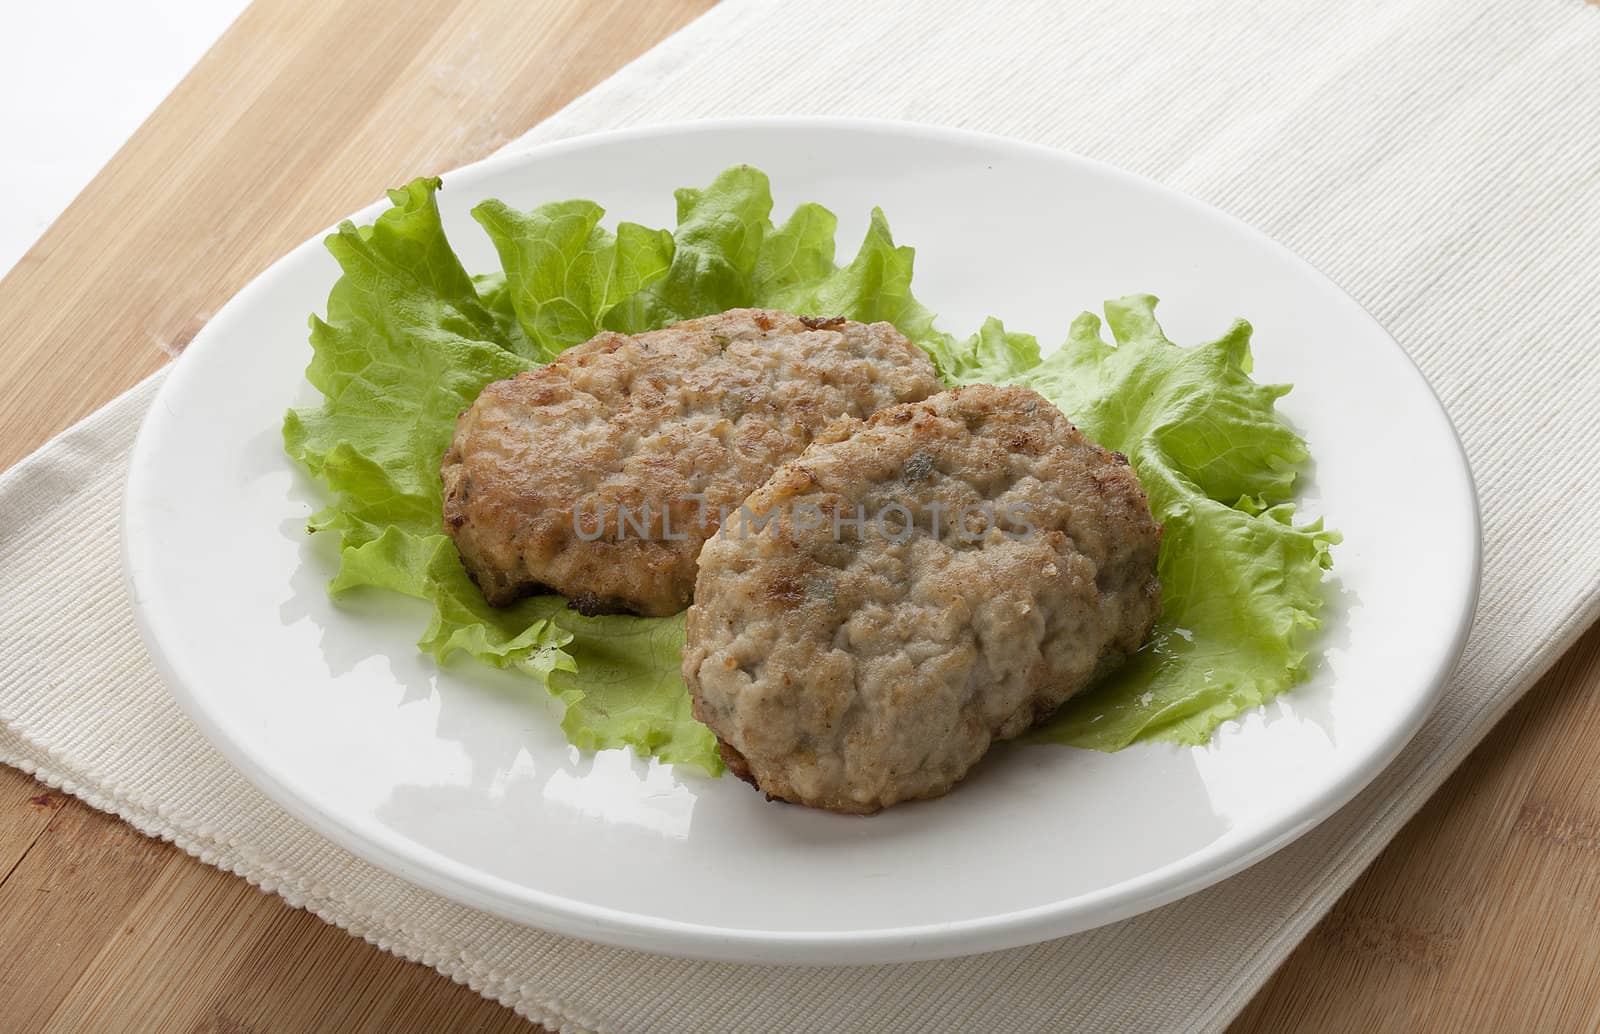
[5,1,1600,1030]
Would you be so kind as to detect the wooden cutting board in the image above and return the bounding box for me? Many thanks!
[2,1,1598,1030]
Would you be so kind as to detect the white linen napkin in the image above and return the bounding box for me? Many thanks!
[5,1,1600,1030]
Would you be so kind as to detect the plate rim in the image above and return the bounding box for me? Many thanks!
[122,115,1483,964]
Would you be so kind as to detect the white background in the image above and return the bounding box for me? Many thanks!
[0,0,249,278]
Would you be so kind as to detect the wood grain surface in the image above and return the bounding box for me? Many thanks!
[0,1,1594,1031]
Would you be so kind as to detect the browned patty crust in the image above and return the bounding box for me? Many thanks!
[683,384,1163,813]
[440,309,941,616]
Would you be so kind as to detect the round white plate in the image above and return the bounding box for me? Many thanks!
[123,118,1479,965]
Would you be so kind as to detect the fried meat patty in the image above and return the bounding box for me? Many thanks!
[440,309,941,616]
[682,384,1162,813]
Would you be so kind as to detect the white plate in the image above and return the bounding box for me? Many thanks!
[123,118,1479,965]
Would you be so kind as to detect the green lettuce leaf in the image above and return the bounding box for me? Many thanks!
[547,612,721,768]
[284,178,725,772]
[772,208,942,342]
[754,202,837,290]
[473,198,674,361]
[285,167,1337,775]
[603,165,775,333]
